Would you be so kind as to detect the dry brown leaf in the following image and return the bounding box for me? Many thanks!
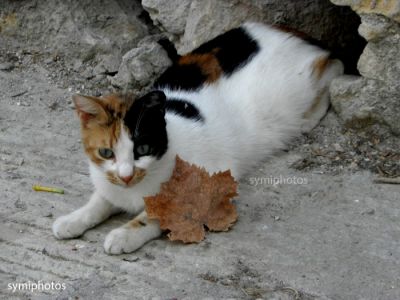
[144,156,238,243]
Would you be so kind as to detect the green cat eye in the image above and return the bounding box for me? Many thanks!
[98,148,114,159]
[137,144,150,156]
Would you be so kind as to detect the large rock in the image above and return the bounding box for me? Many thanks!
[330,76,400,135]
[357,14,400,84]
[142,0,364,73]
[142,0,191,38]
[166,0,264,54]
[110,39,171,92]
[331,0,400,22]
[329,2,400,136]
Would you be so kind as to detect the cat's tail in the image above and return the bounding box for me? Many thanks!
[158,38,180,62]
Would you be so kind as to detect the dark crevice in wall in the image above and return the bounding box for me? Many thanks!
[270,0,366,75]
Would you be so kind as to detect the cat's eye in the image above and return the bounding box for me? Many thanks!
[137,144,150,156]
[98,148,114,159]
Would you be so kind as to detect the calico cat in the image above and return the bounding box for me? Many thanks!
[52,22,343,254]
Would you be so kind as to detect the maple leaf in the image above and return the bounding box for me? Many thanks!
[144,156,238,243]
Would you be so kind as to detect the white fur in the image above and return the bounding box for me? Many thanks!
[135,156,154,169]
[114,123,135,178]
[97,123,135,180]
[53,191,118,239]
[53,22,343,253]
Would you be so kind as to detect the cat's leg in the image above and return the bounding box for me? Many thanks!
[104,210,161,254]
[301,87,330,133]
[52,191,119,239]
[302,58,343,132]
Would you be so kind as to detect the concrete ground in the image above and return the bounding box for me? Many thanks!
[1,60,400,300]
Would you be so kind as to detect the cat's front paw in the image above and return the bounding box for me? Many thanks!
[52,213,87,239]
[104,227,145,255]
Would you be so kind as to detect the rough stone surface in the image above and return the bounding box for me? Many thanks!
[0,0,149,58]
[0,0,155,93]
[331,0,400,22]
[358,13,398,41]
[357,14,400,84]
[142,0,191,36]
[142,0,365,74]
[110,39,171,92]
[330,76,400,134]
[329,3,400,136]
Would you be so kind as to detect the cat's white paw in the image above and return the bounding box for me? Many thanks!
[52,213,87,239]
[104,227,145,255]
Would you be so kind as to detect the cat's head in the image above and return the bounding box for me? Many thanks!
[73,91,168,187]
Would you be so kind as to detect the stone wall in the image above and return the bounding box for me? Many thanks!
[330,0,400,135]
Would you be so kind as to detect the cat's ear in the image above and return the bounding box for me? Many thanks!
[140,91,166,112]
[72,94,107,125]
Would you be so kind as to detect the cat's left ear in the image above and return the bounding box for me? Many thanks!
[140,91,166,113]
[72,94,107,126]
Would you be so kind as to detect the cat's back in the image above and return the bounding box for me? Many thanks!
[158,22,343,142]
[156,22,340,92]
[156,22,343,177]
[216,22,339,107]
[155,24,260,91]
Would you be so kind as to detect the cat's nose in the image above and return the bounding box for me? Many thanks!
[120,175,133,184]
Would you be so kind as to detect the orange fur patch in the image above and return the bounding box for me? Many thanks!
[101,94,133,123]
[178,49,222,83]
[82,122,122,165]
[275,25,332,80]
[312,56,330,80]
[126,212,158,230]
[273,25,310,40]
[128,219,147,228]
[106,171,120,185]
[131,168,147,185]
[78,94,133,166]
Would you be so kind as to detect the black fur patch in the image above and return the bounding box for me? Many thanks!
[193,27,259,75]
[154,27,259,91]
[158,38,180,62]
[154,63,207,91]
[166,99,204,122]
[124,91,168,159]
